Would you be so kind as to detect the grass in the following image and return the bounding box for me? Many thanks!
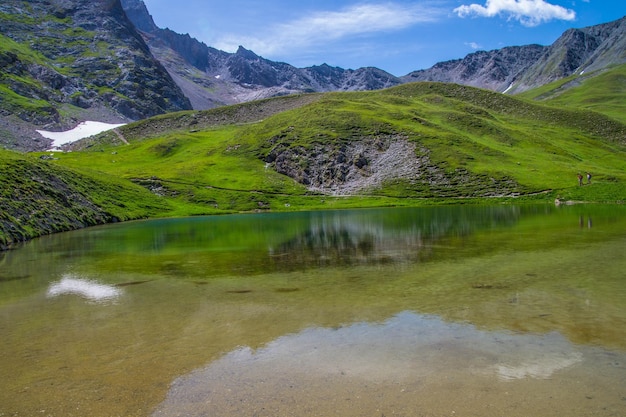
[0,149,171,249]
[48,83,626,202]
[2,82,625,247]
[0,84,53,114]
[0,17,133,123]
[519,64,626,124]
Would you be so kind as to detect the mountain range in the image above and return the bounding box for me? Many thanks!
[1,0,625,151]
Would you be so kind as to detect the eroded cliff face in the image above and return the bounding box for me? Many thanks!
[264,136,522,198]
[0,0,191,150]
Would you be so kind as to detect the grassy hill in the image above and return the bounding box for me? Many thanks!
[0,149,171,249]
[518,64,626,124]
[56,82,626,198]
[2,82,625,248]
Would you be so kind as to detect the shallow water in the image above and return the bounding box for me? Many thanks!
[0,204,625,416]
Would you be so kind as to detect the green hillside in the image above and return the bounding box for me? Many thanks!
[52,82,626,202]
[2,82,625,248]
[0,34,62,121]
[518,64,626,124]
[0,149,170,249]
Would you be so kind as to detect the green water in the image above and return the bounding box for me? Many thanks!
[1,204,625,416]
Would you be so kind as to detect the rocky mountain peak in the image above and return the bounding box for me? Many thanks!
[235,46,261,60]
[120,1,623,110]
[119,0,159,33]
[119,0,401,108]
[401,44,547,92]
[402,16,625,94]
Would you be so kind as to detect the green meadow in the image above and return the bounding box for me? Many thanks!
[2,81,625,247]
[519,63,626,124]
[51,83,626,201]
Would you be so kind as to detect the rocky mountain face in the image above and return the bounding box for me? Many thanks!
[510,16,626,93]
[122,0,624,104]
[401,45,546,93]
[0,0,191,150]
[119,0,402,110]
[403,16,626,93]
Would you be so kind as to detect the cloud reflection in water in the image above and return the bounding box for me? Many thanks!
[47,275,122,303]
[154,312,584,415]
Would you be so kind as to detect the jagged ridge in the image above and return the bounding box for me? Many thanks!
[120,0,402,110]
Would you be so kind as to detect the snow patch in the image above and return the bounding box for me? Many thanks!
[502,83,514,94]
[37,121,126,149]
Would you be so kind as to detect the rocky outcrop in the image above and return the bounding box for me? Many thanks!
[263,136,523,197]
[119,0,158,33]
[303,64,400,92]
[264,136,423,195]
[0,0,191,150]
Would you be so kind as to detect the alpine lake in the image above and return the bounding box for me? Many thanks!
[1,204,625,417]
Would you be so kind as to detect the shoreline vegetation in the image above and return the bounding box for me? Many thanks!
[2,83,625,250]
[1,143,622,251]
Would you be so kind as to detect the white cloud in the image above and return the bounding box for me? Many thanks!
[454,0,576,27]
[466,41,482,49]
[214,3,443,56]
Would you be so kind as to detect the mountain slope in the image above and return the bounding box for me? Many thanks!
[518,63,626,123]
[0,0,191,150]
[119,0,402,110]
[510,16,626,93]
[1,1,624,152]
[126,0,623,113]
[0,148,170,249]
[401,45,546,92]
[61,82,626,199]
[403,16,626,94]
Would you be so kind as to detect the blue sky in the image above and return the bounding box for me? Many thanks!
[141,0,625,76]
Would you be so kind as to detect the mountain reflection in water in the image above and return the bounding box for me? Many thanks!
[22,205,526,275]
